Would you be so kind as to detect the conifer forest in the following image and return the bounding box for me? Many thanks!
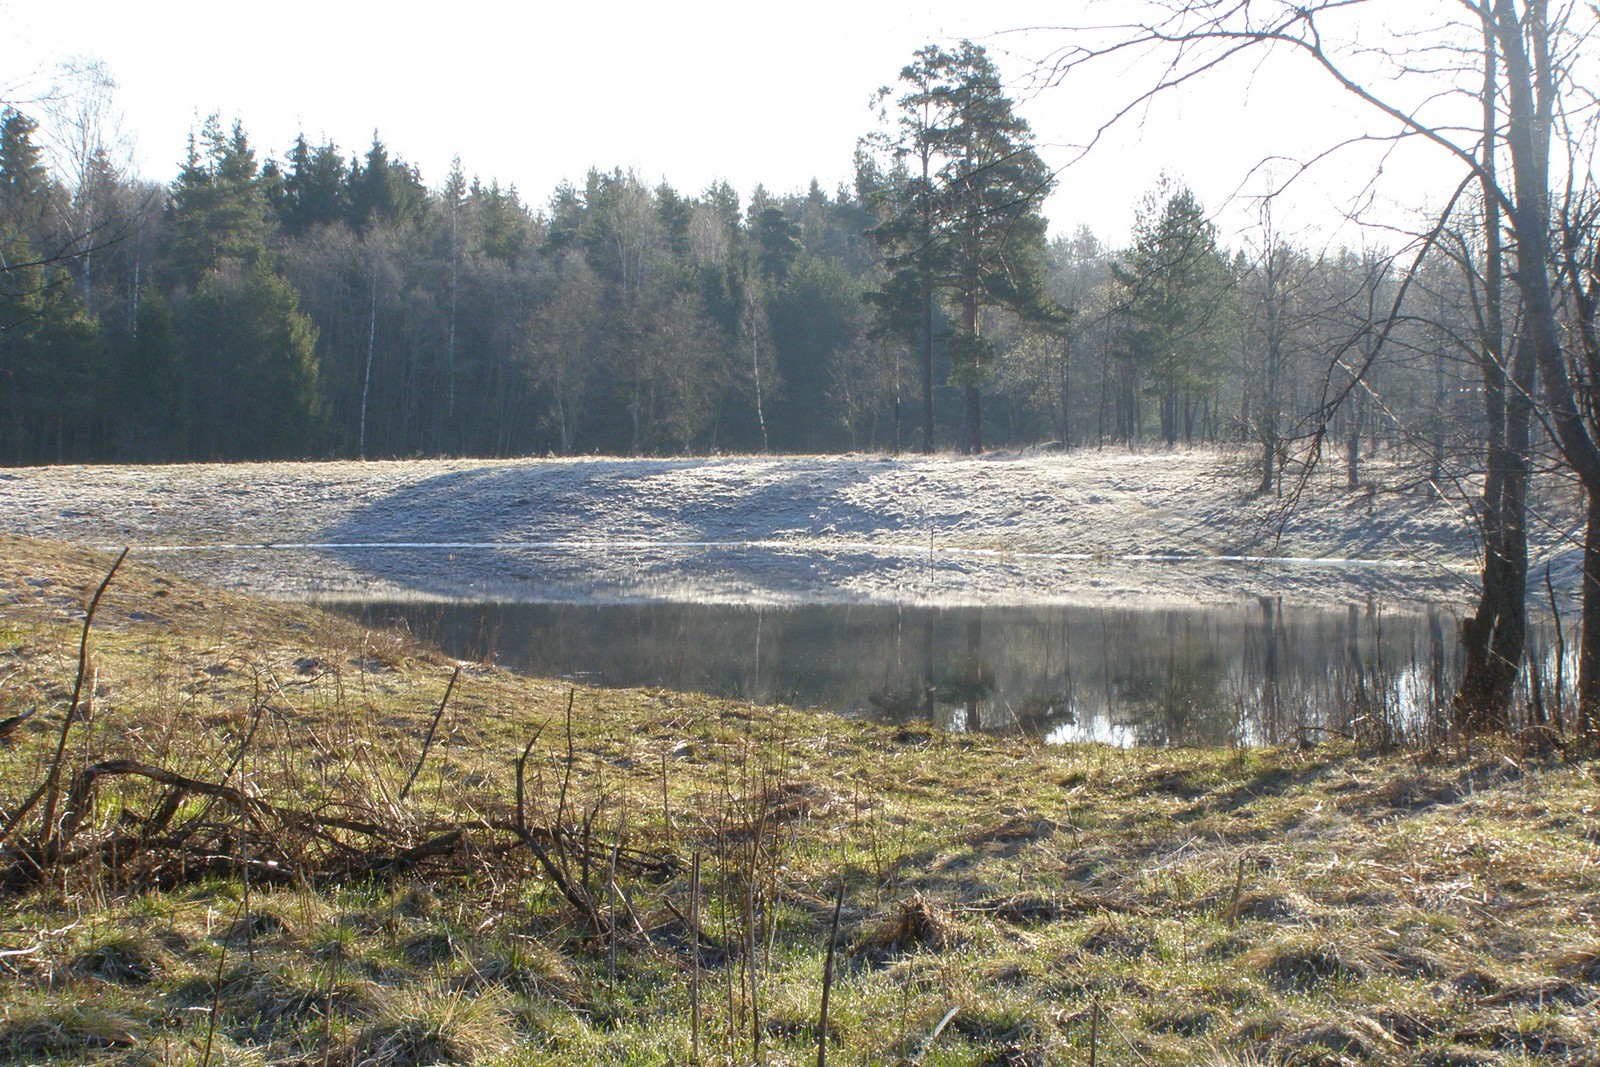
[0,41,1500,482]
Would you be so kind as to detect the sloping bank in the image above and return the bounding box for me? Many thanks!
[0,449,1532,607]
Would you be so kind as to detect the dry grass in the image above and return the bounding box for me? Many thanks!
[0,534,1597,1065]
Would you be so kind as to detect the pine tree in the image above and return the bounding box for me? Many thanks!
[937,41,1054,453]
[865,41,1053,452]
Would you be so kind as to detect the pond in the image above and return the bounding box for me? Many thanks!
[324,598,1567,746]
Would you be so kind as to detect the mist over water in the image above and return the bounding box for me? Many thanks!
[324,598,1567,746]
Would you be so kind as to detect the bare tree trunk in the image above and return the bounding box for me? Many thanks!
[1580,491,1600,735]
[1346,400,1361,490]
[1059,333,1072,449]
[963,615,982,732]
[1430,332,1448,488]
[1260,415,1277,496]
[962,384,982,454]
[892,344,903,455]
[919,144,936,455]
[920,275,935,453]
[960,291,983,454]
[359,268,376,461]
[1456,7,1545,734]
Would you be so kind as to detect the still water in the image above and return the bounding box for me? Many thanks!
[323,598,1566,746]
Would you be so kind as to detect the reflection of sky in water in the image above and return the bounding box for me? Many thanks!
[324,600,1565,747]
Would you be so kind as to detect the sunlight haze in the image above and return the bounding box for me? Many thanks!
[2,0,1465,245]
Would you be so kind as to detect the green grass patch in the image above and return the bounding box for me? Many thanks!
[0,534,1596,1065]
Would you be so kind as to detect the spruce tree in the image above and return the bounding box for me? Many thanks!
[165,116,271,287]
[181,259,324,459]
[1113,181,1234,446]
[0,108,56,250]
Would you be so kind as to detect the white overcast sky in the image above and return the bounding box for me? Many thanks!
[1,0,1473,248]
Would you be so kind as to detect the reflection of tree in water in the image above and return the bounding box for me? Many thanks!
[1008,688,1076,738]
[336,599,1474,746]
[929,616,995,732]
[1110,618,1232,746]
[868,606,935,726]
[867,610,1075,736]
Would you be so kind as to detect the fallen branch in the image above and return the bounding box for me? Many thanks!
[513,723,608,934]
[0,707,37,742]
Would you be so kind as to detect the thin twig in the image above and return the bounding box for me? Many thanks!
[608,808,624,991]
[690,850,702,1064]
[3,548,126,857]
[661,748,672,851]
[399,665,461,804]
[1089,996,1099,1067]
[816,880,845,1067]
[512,721,605,932]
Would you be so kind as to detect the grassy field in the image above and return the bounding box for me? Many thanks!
[0,534,1596,1066]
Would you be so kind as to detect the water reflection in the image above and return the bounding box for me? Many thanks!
[326,598,1548,746]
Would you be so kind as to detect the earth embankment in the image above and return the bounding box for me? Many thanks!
[0,449,1538,606]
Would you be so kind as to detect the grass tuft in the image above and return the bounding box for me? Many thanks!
[338,986,512,1067]
[70,930,173,984]
[1246,934,1376,991]
[0,997,138,1059]
[857,892,958,960]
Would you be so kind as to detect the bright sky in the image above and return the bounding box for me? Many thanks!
[0,0,1473,248]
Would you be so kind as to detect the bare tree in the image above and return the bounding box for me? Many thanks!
[1238,204,1318,496]
[1036,0,1599,733]
[40,58,133,313]
[522,251,602,455]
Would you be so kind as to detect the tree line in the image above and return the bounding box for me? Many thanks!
[1,41,1489,476]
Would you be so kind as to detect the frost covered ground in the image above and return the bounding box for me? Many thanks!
[0,448,1566,607]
